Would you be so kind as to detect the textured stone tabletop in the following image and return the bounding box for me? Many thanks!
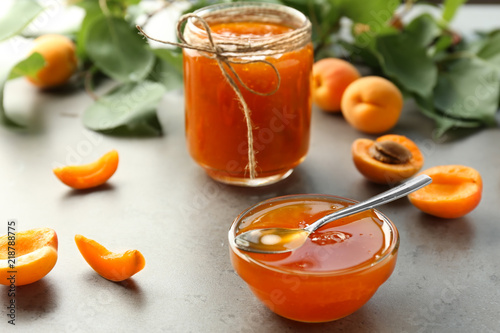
[0,2,499,332]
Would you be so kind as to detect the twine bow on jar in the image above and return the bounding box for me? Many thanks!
[137,12,311,179]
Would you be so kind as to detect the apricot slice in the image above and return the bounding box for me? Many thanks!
[0,228,58,286]
[53,150,119,189]
[75,235,145,282]
[352,134,424,184]
[408,165,482,219]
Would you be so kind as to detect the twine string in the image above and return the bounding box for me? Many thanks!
[137,12,311,179]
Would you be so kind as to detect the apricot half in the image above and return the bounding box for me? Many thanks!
[408,165,482,219]
[75,235,145,282]
[352,134,424,184]
[0,228,58,286]
[53,150,119,189]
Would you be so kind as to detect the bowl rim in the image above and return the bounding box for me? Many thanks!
[228,193,400,276]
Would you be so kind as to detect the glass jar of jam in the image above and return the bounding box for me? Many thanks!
[183,3,313,186]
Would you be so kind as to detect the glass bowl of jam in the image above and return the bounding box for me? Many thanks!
[228,194,400,323]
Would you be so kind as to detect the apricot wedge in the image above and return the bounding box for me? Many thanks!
[408,165,482,219]
[75,235,145,282]
[0,228,58,286]
[53,150,119,189]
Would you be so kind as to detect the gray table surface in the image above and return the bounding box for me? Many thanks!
[1,3,499,333]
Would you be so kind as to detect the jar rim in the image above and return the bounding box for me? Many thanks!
[228,193,400,277]
[186,2,311,42]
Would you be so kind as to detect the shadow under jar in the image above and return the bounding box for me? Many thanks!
[183,3,313,186]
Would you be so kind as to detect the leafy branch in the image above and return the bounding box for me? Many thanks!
[0,0,499,137]
[290,0,500,137]
[0,0,183,135]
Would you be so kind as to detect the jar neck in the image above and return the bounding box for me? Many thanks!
[183,3,311,57]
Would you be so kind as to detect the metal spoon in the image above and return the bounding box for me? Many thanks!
[234,174,432,254]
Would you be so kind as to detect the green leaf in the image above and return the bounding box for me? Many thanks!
[0,53,46,126]
[339,40,382,69]
[434,58,499,125]
[475,30,500,70]
[73,0,132,17]
[442,0,467,23]
[352,24,397,58]
[429,34,453,60]
[181,0,215,16]
[8,53,46,80]
[375,33,438,98]
[0,0,44,42]
[281,0,341,46]
[414,94,484,138]
[339,0,400,25]
[83,80,166,136]
[85,16,155,83]
[76,3,103,61]
[123,0,141,5]
[406,14,442,48]
[150,49,183,90]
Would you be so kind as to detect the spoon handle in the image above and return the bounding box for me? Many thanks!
[304,174,432,233]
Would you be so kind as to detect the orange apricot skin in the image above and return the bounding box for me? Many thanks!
[53,150,119,189]
[352,135,424,184]
[341,76,403,134]
[0,228,58,286]
[75,235,145,282]
[27,34,78,88]
[408,165,482,219]
[312,58,361,112]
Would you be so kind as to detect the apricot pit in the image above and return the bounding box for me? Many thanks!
[369,141,412,164]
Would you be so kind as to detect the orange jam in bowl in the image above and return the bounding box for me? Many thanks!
[228,194,400,323]
[183,3,313,186]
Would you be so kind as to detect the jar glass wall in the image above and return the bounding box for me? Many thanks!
[183,3,313,186]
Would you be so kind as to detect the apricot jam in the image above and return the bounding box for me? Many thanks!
[183,3,313,186]
[228,194,399,322]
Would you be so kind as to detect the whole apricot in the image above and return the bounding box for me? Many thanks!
[312,58,361,112]
[352,134,424,184]
[341,76,403,134]
[26,34,78,88]
[408,165,482,219]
